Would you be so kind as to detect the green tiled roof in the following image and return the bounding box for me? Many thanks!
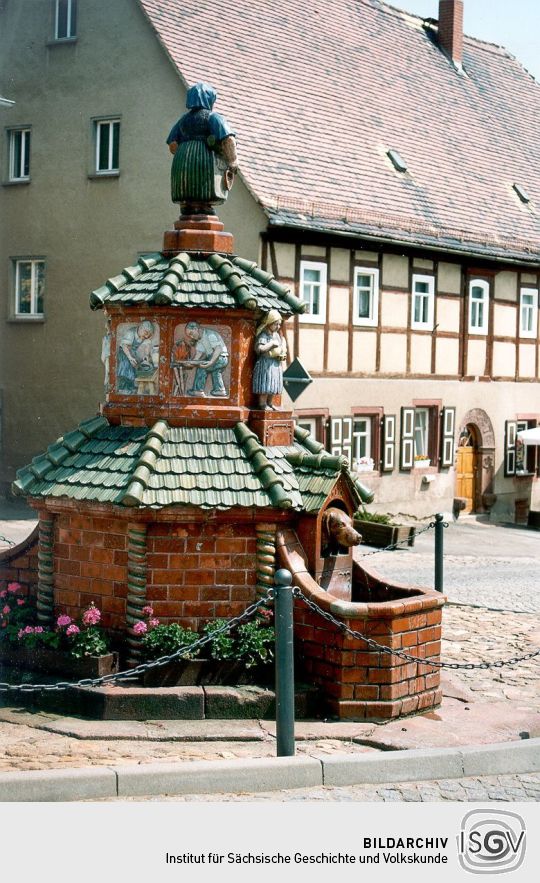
[13,418,367,512]
[90,252,306,316]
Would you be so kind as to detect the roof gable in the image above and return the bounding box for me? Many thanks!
[139,0,540,263]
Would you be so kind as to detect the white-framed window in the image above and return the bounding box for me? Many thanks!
[468,279,489,335]
[411,274,434,330]
[13,259,45,317]
[414,408,429,458]
[519,288,538,339]
[55,0,77,40]
[8,129,31,181]
[353,267,379,327]
[352,417,372,467]
[299,261,327,324]
[296,417,317,437]
[95,119,120,174]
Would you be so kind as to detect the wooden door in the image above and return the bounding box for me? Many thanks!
[456,446,476,512]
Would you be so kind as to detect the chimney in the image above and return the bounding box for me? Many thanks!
[438,0,464,67]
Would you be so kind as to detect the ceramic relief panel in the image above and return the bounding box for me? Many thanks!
[116,320,160,396]
[171,321,231,398]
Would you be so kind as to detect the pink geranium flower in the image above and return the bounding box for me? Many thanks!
[66,624,80,637]
[132,621,147,635]
[7,582,21,594]
[82,604,101,626]
[0,590,7,599]
[2,605,10,615]
[57,614,72,628]
[142,605,154,617]
[17,599,25,606]
[149,618,160,628]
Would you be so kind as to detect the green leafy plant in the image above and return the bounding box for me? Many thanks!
[0,582,35,644]
[10,599,111,659]
[235,620,275,669]
[354,509,395,525]
[202,619,235,660]
[69,626,109,659]
[141,623,200,661]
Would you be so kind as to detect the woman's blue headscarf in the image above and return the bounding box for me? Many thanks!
[186,83,217,110]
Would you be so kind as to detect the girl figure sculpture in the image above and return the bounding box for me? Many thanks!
[167,82,238,215]
[252,309,288,410]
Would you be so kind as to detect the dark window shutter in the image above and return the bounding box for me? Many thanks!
[504,420,517,476]
[440,407,456,468]
[400,407,415,470]
[382,414,396,472]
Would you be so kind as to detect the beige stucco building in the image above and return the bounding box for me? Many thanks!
[1,0,539,522]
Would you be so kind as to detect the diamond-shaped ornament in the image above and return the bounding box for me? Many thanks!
[283,358,313,402]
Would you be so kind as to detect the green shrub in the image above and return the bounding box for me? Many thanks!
[141,623,200,661]
[202,619,235,660]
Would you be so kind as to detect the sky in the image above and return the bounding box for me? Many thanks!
[394,0,540,80]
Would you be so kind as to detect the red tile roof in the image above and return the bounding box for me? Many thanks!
[139,0,540,264]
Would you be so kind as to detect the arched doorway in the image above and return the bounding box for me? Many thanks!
[454,409,496,514]
[455,424,479,513]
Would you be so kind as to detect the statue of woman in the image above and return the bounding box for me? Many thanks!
[252,310,287,410]
[166,82,238,215]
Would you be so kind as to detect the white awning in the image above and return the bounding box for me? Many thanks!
[517,426,540,445]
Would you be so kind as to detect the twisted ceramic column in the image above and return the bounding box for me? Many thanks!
[125,523,148,664]
[256,523,276,599]
[36,511,54,626]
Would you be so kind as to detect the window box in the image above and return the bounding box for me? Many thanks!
[0,643,118,679]
[142,658,272,687]
[353,515,416,549]
[414,457,431,468]
[298,260,327,324]
[353,456,375,473]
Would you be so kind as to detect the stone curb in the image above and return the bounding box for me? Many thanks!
[0,738,538,802]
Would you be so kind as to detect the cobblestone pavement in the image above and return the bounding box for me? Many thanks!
[358,518,540,613]
[112,773,540,803]
[440,606,539,706]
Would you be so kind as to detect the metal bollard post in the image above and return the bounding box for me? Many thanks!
[434,513,444,593]
[274,567,295,757]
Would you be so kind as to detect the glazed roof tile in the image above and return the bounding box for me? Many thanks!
[90,253,305,315]
[139,0,540,264]
[13,418,365,512]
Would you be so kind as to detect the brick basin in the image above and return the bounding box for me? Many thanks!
[277,528,444,721]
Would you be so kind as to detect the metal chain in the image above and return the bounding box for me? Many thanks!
[0,593,274,694]
[356,521,437,558]
[0,535,15,547]
[294,587,540,671]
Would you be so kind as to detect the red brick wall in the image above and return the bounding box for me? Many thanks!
[294,600,442,721]
[54,514,128,630]
[51,514,259,633]
[147,522,258,631]
[0,527,39,599]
